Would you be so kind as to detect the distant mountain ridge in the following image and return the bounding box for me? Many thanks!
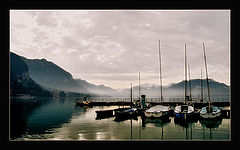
[10,52,230,99]
[75,79,118,96]
[120,78,230,99]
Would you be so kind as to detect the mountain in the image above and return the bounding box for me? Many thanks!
[10,52,52,97]
[168,78,229,96]
[75,79,118,96]
[10,52,229,99]
[119,78,230,99]
[20,55,90,94]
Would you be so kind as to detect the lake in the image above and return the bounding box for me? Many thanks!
[10,97,231,141]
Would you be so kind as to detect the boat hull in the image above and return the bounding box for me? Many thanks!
[144,105,171,119]
[144,111,170,119]
[95,110,114,120]
[174,112,195,120]
[174,105,197,121]
[114,108,138,121]
[199,116,223,128]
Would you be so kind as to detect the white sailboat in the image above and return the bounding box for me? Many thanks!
[144,40,170,118]
[174,44,195,120]
[199,42,221,119]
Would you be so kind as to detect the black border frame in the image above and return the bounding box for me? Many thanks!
[1,0,239,148]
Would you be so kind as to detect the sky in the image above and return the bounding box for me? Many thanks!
[10,10,230,89]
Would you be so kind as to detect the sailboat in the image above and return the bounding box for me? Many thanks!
[144,40,171,119]
[188,65,192,101]
[174,44,195,120]
[199,42,221,120]
[200,68,204,103]
[114,83,138,121]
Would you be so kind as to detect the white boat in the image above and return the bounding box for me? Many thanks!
[199,42,221,120]
[144,40,170,118]
[174,105,194,119]
[145,105,171,118]
[174,44,195,120]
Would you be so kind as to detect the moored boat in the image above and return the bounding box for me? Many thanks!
[114,107,138,121]
[200,105,221,119]
[199,42,221,120]
[115,107,138,117]
[75,100,92,107]
[145,105,171,118]
[174,104,195,120]
[174,44,196,121]
[144,40,171,119]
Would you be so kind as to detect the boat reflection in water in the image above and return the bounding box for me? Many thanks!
[199,116,223,140]
[174,117,197,140]
[199,117,223,128]
[142,116,171,127]
[141,116,171,140]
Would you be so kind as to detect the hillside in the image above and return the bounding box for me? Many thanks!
[10,52,52,97]
[20,56,89,94]
[10,52,230,99]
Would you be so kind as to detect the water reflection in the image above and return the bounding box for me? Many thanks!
[114,115,138,122]
[199,117,223,128]
[142,117,171,127]
[10,98,230,141]
[199,117,223,140]
[141,117,171,140]
[173,117,195,140]
[10,97,76,140]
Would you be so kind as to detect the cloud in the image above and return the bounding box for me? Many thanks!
[35,11,59,28]
[10,10,230,89]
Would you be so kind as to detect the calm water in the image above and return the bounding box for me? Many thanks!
[10,97,231,141]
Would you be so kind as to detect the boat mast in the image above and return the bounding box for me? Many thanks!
[188,65,192,101]
[184,44,188,104]
[202,42,211,112]
[158,40,163,104]
[139,72,140,101]
[131,83,132,107]
[201,68,203,102]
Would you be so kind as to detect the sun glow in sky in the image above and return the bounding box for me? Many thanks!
[10,10,230,89]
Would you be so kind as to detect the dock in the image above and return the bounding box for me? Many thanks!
[220,106,230,118]
[90,101,134,106]
[76,96,229,107]
[77,101,230,107]
[76,97,230,120]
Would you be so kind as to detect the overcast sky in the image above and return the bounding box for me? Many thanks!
[10,10,230,89]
